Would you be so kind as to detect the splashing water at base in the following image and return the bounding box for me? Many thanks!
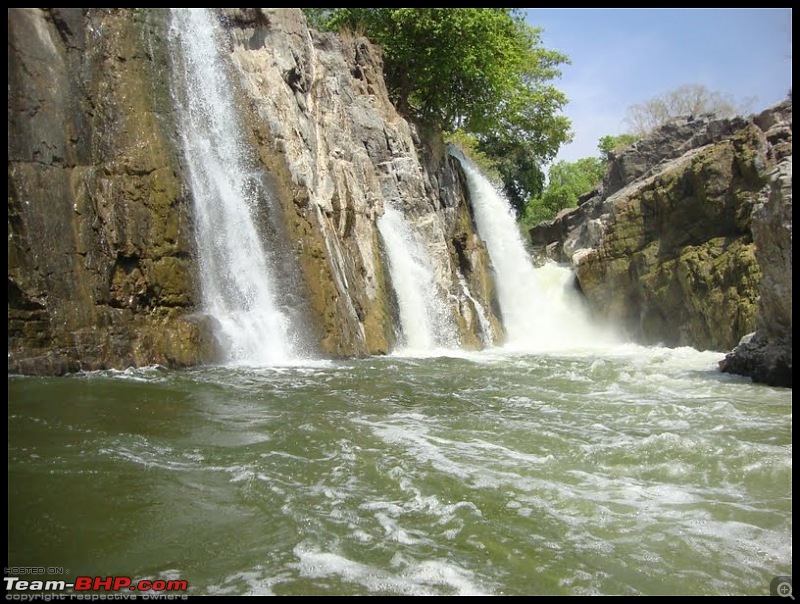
[457,155,618,352]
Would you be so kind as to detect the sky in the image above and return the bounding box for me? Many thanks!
[525,8,792,163]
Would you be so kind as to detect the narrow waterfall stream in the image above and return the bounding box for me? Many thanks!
[377,204,460,353]
[168,8,300,365]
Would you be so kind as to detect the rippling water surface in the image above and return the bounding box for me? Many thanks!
[8,346,792,595]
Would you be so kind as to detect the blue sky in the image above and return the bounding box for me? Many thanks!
[525,8,793,163]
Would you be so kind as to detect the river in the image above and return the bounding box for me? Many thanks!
[8,346,792,596]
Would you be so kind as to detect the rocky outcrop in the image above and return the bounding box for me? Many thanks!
[719,151,792,387]
[530,100,792,386]
[8,8,502,373]
[8,9,215,374]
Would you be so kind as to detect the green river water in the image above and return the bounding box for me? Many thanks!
[7,345,792,596]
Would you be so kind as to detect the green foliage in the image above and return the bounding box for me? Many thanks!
[479,123,566,215]
[597,133,638,161]
[303,8,572,211]
[520,157,605,228]
[302,8,335,31]
[520,131,642,228]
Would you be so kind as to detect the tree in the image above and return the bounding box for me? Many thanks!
[597,133,638,161]
[624,83,752,137]
[520,156,605,228]
[478,93,571,214]
[304,9,572,212]
[477,135,547,214]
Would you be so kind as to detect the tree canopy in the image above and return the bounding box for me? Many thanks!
[520,156,605,228]
[304,8,572,212]
[597,133,638,161]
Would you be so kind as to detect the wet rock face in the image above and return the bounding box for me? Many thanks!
[8,9,501,373]
[220,8,500,355]
[8,9,215,374]
[529,100,792,385]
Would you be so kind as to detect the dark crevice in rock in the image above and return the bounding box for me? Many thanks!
[8,279,46,311]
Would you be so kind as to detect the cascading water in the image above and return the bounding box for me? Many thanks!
[457,272,494,347]
[456,154,617,351]
[377,204,459,353]
[168,9,299,366]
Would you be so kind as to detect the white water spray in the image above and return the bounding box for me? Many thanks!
[458,156,617,351]
[169,9,298,365]
[377,204,459,353]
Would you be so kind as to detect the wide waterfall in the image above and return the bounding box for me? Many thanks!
[456,155,618,351]
[168,9,302,366]
[377,204,460,353]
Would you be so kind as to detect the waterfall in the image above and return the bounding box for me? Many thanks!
[456,155,616,351]
[457,273,494,348]
[168,9,300,366]
[377,204,459,353]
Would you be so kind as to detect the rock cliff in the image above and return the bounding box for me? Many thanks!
[530,100,792,386]
[8,8,501,374]
[220,8,501,356]
[719,142,792,387]
[8,9,214,374]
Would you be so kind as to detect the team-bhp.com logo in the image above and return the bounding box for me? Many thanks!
[5,576,187,593]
